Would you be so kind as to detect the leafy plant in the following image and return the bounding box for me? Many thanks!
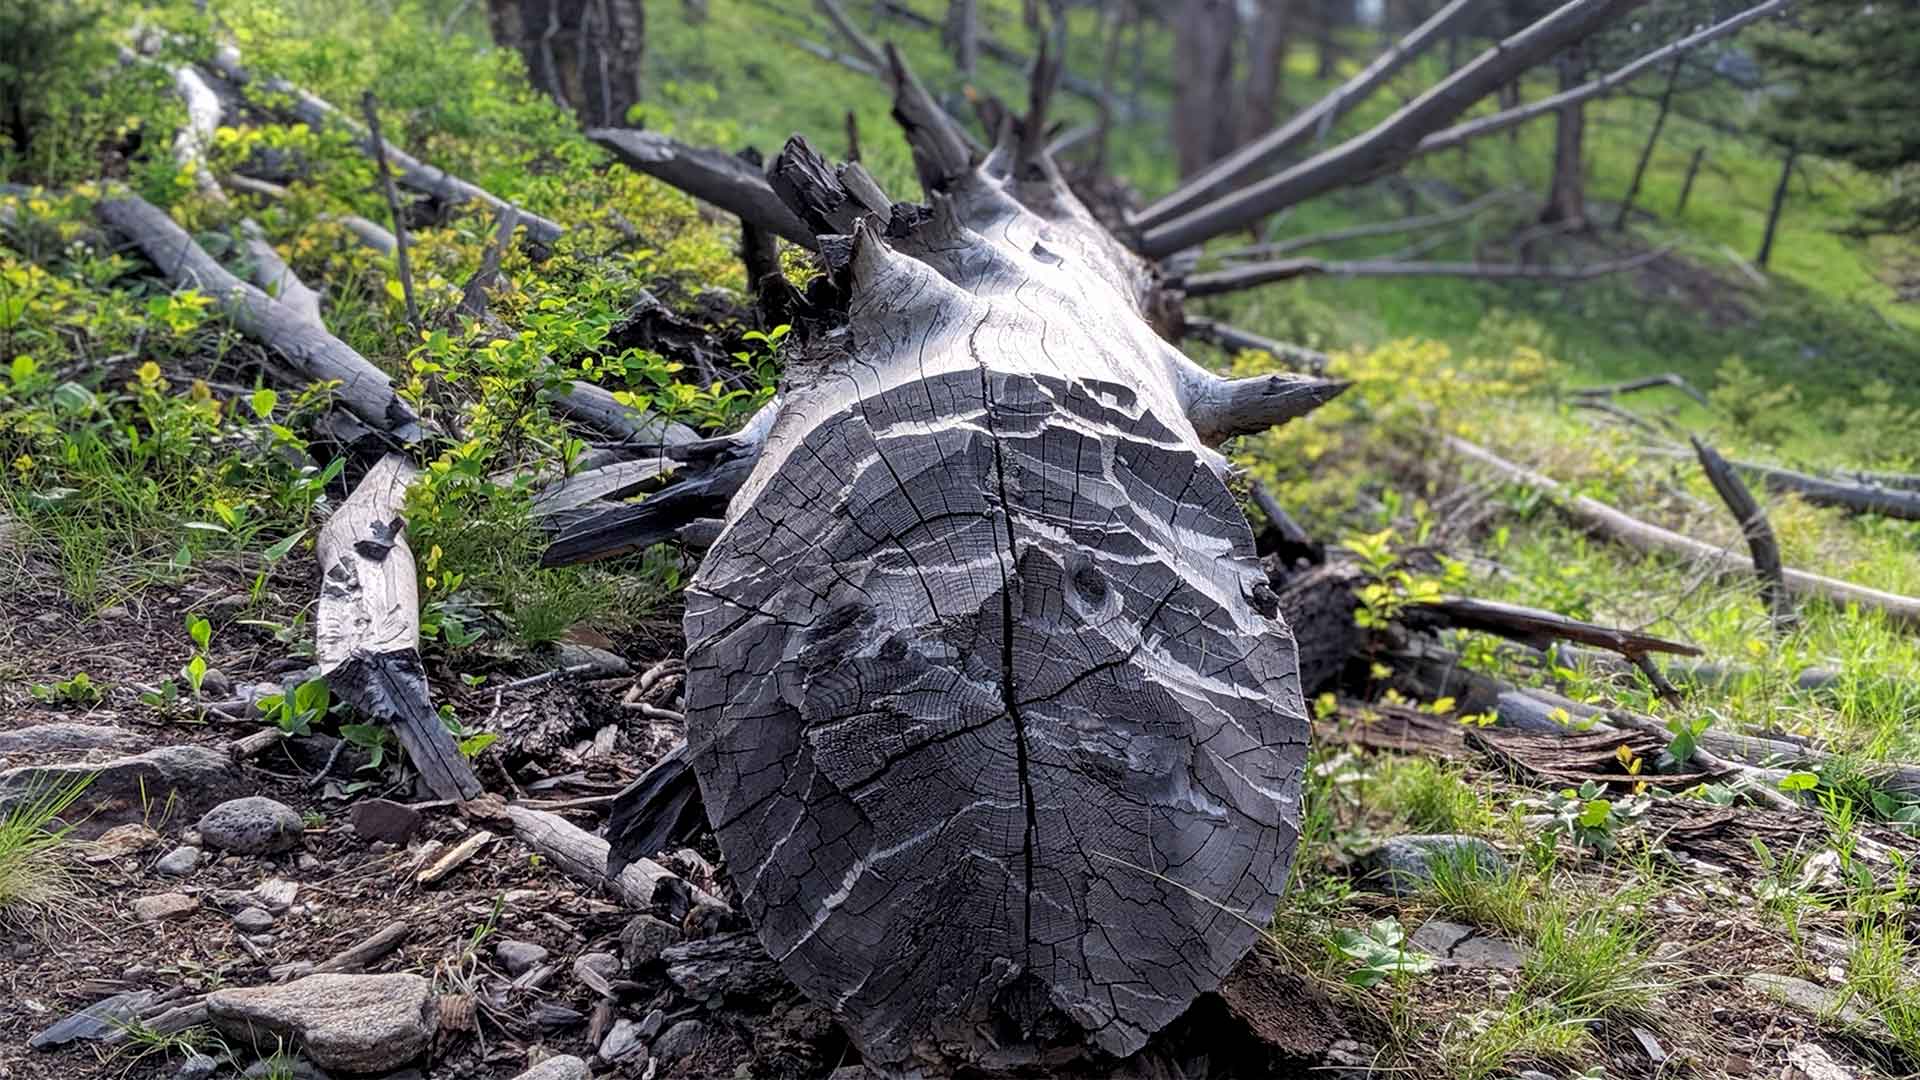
[257,678,332,737]
[1527,781,1649,853]
[1332,917,1436,987]
[29,671,101,706]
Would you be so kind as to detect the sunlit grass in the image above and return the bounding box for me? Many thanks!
[0,775,92,925]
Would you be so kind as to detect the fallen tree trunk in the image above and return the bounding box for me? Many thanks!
[1405,595,1702,660]
[590,128,814,245]
[96,193,421,442]
[1447,436,1920,627]
[1182,316,1332,374]
[576,94,1319,1076]
[316,454,481,801]
[541,380,700,447]
[203,53,565,249]
[1182,248,1666,297]
[1634,444,1920,521]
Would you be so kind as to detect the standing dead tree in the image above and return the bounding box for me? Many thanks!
[534,1,1806,1075]
[484,0,648,129]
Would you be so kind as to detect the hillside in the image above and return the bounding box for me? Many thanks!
[3,2,1920,1079]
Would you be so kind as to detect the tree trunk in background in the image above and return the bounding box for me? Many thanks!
[485,0,646,129]
[1540,48,1588,226]
[1316,0,1341,78]
[1614,56,1681,230]
[1757,148,1796,269]
[942,0,978,79]
[1173,0,1240,178]
[1675,145,1706,214]
[1240,1,1290,145]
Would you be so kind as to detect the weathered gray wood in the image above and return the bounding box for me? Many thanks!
[240,220,323,327]
[1639,443,1920,521]
[1217,189,1518,263]
[1692,437,1797,632]
[1138,0,1649,257]
[1137,0,1477,230]
[1183,370,1350,445]
[316,455,481,801]
[1183,316,1331,374]
[503,805,716,910]
[1415,0,1796,161]
[531,457,675,518]
[96,193,421,441]
[672,109,1308,1075]
[1405,596,1704,660]
[203,54,564,248]
[1182,248,1666,297]
[170,64,227,201]
[590,128,814,245]
[542,405,778,565]
[542,380,700,447]
[1449,436,1920,627]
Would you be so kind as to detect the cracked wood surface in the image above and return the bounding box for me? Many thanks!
[681,150,1307,1073]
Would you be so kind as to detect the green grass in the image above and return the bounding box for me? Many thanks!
[1365,757,1498,835]
[1419,847,1534,938]
[0,775,91,923]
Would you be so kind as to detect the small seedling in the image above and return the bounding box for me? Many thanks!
[1332,917,1435,987]
[29,672,101,706]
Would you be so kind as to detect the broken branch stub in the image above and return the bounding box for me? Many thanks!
[316,455,481,801]
[667,108,1309,1074]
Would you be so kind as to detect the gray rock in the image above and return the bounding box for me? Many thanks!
[350,798,424,845]
[653,1018,706,1061]
[240,1058,332,1080]
[1410,919,1527,971]
[253,878,299,913]
[29,990,156,1048]
[1786,1043,1856,1080]
[132,892,200,922]
[552,642,629,677]
[199,797,304,855]
[1744,973,1871,1025]
[599,1018,648,1062]
[637,1007,666,1040]
[173,1052,220,1080]
[0,722,140,754]
[511,1056,591,1080]
[495,939,549,977]
[573,952,621,998]
[199,667,235,698]
[208,973,435,1073]
[0,746,238,836]
[1356,834,1508,895]
[621,913,681,974]
[234,906,276,933]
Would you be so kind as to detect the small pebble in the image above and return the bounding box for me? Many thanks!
[154,845,202,877]
[233,907,275,934]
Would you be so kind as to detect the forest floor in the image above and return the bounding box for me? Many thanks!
[5,1,1920,1079]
